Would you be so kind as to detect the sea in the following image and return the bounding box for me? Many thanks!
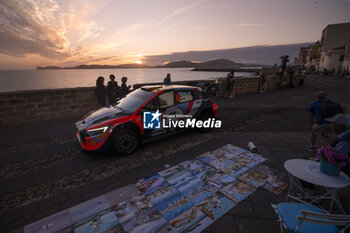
[0,68,257,93]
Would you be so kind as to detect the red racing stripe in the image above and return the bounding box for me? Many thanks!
[185,100,193,114]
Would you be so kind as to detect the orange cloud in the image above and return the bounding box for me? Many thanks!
[0,0,105,61]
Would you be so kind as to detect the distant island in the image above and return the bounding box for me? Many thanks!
[37,63,151,70]
[37,58,267,71]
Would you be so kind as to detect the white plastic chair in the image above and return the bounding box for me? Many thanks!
[271,203,350,233]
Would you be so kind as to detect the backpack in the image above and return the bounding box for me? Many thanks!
[320,99,344,119]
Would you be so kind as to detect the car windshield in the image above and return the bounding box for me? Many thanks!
[114,89,154,113]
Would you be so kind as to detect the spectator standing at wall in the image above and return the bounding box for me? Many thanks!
[230,71,236,97]
[340,69,346,79]
[121,76,131,97]
[331,68,335,77]
[286,66,295,88]
[107,74,119,105]
[163,73,171,85]
[337,67,342,78]
[298,66,305,86]
[226,73,232,98]
[280,55,289,76]
[95,76,106,107]
[322,68,327,76]
[259,71,266,93]
[226,72,236,98]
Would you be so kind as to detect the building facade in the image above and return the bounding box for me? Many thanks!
[343,42,350,71]
[297,47,310,66]
[319,46,345,72]
[320,23,350,52]
[297,22,350,72]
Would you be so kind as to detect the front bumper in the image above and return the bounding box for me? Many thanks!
[76,131,110,151]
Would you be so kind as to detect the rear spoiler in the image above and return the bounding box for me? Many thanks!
[195,82,218,98]
[141,86,162,92]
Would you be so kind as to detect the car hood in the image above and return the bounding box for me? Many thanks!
[75,106,129,131]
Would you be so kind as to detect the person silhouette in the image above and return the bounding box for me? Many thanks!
[95,76,106,107]
[163,73,171,85]
[121,76,131,97]
[107,74,119,105]
[280,55,289,76]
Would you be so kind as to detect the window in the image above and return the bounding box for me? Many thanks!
[193,90,202,100]
[176,91,193,103]
[144,91,174,111]
[144,97,160,111]
[159,91,174,108]
[116,89,154,113]
[340,55,344,62]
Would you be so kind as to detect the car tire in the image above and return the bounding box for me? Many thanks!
[111,128,139,156]
[197,111,214,133]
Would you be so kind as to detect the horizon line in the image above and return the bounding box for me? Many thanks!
[0,41,313,70]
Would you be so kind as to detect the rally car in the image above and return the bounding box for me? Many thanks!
[75,85,218,155]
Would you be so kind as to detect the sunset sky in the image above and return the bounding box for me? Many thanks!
[0,0,349,69]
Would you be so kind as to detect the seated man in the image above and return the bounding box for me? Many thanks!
[326,114,350,176]
[301,114,350,189]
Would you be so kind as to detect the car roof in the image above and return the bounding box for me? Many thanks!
[141,84,202,93]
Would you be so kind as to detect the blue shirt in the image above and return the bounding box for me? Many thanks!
[335,129,350,155]
[163,77,171,85]
[307,99,327,124]
[282,58,289,66]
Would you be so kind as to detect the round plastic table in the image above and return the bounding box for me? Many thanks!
[284,159,350,213]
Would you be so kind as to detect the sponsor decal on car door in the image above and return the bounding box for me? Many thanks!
[142,91,175,138]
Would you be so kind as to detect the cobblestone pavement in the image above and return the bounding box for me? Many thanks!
[0,75,350,233]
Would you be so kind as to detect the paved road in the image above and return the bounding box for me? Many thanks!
[0,75,349,233]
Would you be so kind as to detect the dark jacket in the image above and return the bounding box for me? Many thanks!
[121,82,130,97]
[95,86,106,107]
[164,77,171,85]
[107,81,118,94]
[107,81,119,104]
[226,77,234,91]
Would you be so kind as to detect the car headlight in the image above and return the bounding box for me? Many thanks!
[85,126,110,137]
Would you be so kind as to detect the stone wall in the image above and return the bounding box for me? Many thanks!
[0,87,97,127]
[0,76,302,127]
[266,75,302,90]
[261,67,280,75]
[216,74,301,95]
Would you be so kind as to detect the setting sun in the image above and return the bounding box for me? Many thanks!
[1,1,350,233]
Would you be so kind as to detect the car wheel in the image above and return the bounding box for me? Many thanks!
[111,128,139,155]
[197,111,214,132]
